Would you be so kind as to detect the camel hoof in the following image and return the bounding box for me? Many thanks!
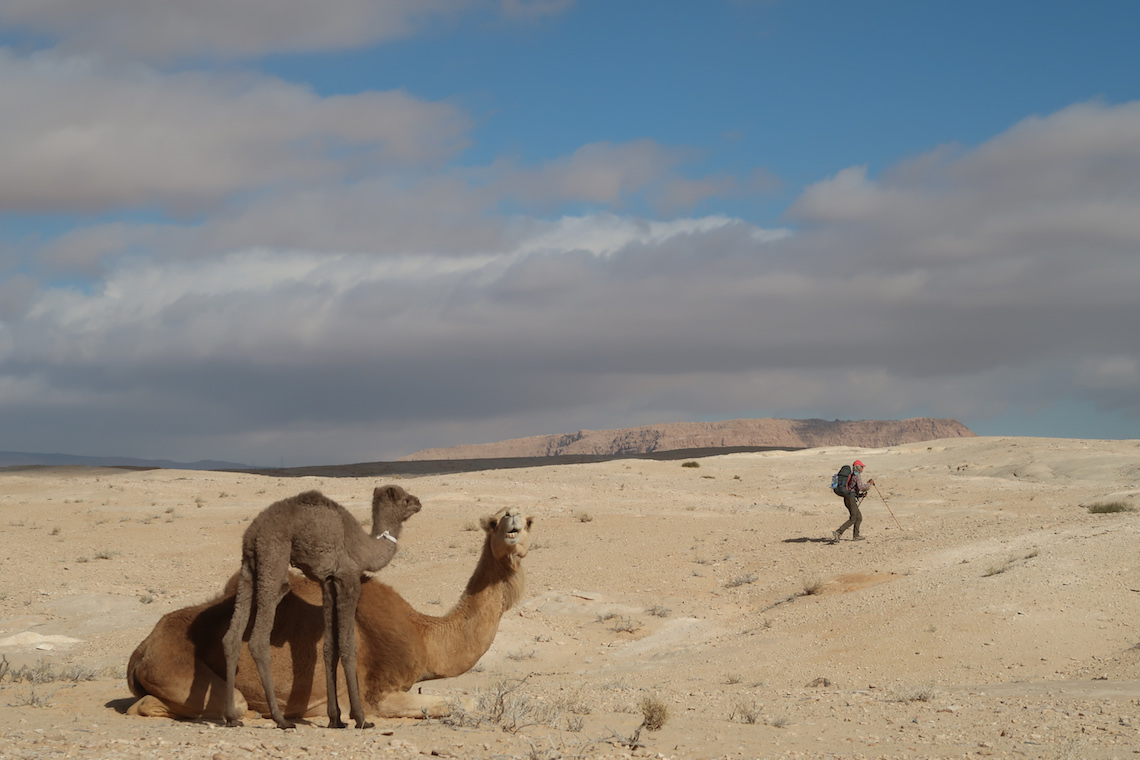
[327,719,347,729]
[275,720,297,730]
[356,720,374,729]
[224,719,244,728]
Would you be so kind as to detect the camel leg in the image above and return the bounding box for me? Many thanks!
[320,577,346,729]
[372,691,475,719]
[336,575,372,729]
[248,569,294,730]
[221,562,254,727]
[130,629,251,722]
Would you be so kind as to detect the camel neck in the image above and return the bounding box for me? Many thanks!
[369,512,406,540]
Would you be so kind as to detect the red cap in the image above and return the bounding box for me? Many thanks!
[852,460,864,467]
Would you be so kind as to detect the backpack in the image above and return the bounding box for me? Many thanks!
[831,464,853,497]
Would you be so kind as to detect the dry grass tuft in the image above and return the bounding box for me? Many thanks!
[801,576,825,595]
[1085,501,1134,514]
[639,695,669,731]
[443,676,562,733]
[608,616,642,634]
[725,572,758,588]
[729,699,761,723]
[888,683,941,702]
[7,686,52,708]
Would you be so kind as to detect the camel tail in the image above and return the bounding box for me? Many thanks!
[126,644,150,698]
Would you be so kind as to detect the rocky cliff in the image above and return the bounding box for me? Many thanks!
[400,417,975,461]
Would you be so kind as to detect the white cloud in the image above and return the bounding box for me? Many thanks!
[0,50,470,213]
[790,101,1140,265]
[487,140,752,212]
[0,0,576,63]
[0,0,476,62]
[3,100,1140,462]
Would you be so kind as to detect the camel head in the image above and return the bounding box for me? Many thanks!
[371,484,423,534]
[481,506,533,562]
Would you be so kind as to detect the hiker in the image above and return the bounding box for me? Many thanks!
[832,459,874,542]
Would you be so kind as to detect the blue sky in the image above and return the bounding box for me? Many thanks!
[0,0,1138,466]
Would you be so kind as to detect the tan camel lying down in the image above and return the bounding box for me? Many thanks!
[127,507,532,722]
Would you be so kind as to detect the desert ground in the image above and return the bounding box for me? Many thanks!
[1,435,1139,760]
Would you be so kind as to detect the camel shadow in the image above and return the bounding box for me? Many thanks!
[783,536,834,544]
[104,697,137,714]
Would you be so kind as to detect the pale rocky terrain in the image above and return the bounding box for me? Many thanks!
[1,435,1139,760]
[400,417,975,460]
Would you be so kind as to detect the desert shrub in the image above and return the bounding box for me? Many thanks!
[638,695,669,731]
[471,677,559,733]
[8,686,51,708]
[729,699,760,723]
[681,461,700,468]
[888,683,940,702]
[4,658,61,685]
[1085,501,1134,514]
[576,512,594,522]
[982,559,1011,577]
[724,572,758,588]
[801,577,825,596]
[609,616,642,633]
[549,685,592,715]
[984,549,1039,577]
[646,604,671,618]
[61,664,100,682]
[609,695,671,750]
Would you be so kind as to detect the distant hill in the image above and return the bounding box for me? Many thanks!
[0,451,252,471]
[400,417,975,461]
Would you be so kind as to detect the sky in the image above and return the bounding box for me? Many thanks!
[0,0,1138,467]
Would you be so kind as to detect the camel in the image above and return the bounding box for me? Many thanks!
[221,485,422,730]
[127,506,532,723]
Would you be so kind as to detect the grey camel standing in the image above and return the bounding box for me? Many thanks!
[221,485,422,729]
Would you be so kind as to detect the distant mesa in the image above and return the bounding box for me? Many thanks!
[400,417,975,461]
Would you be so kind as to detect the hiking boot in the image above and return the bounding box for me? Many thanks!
[830,530,840,543]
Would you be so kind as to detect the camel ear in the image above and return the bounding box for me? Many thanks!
[479,514,495,532]
[374,485,400,502]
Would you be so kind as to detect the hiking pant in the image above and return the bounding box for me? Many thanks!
[836,492,863,538]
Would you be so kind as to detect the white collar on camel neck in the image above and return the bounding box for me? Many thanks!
[376,530,397,543]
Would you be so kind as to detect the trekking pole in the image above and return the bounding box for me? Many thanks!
[872,482,904,530]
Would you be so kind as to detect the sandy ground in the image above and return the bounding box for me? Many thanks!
[2,435,1139,760]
